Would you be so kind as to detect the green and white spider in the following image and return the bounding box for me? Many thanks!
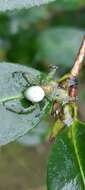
[4,65,77,129]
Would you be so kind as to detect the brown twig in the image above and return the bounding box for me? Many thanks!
[71,36,85,77]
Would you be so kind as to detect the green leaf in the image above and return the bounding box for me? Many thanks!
[47,120,85,190]
[0,62,50,146]
[18,120,49,146]
[0,0,55,12]
[37,28,85,68]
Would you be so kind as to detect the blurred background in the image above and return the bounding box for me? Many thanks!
[0,1,85,189]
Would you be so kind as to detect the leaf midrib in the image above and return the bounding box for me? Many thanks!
[72,121,85,188]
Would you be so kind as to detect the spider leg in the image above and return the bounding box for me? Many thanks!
[57,73,70,83]
[22,72,34,84]
[12,71,36,85]
[4,102,36,114]
[46,65,58,81]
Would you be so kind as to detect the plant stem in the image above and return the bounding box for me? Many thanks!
[71,36,85,77]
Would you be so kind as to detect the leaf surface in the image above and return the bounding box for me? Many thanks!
[0,0,84,12]
[0,62,50,146]
[47,120,85,190]
[0,0,54,12]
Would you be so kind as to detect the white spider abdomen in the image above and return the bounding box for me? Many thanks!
[24,86,45,103]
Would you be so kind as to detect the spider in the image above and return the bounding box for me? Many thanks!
[3,65,78,129]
